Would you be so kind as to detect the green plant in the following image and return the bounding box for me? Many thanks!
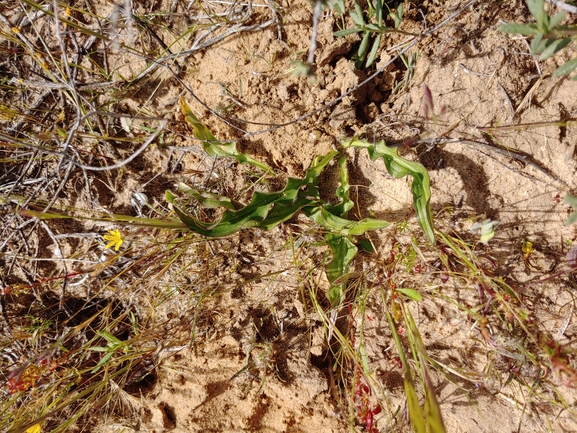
[334,0,405,69]
[499,0,577,79]
[170,99,435,307]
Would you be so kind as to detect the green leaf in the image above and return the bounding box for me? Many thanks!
[177,182,241,210]
[357,31,371,61]
[565,195,577,225]
[325,233,357,306]
[325,154,353,218]
[404,309,447,433]
[366,34,382,67]
[527,0,546,30]
[530,33,546,54]
[548,11,567,30]
[553,57,577,77]
[332,0,345,14]
[385,307,426,433]
[334,28,362,37]
[167,150,339,237]
[345,139,435,245]
[304,206,389,236]
[364,23,390,32]
[539,37,572,60]
[351,1,365,26]
[359,238,375,253]
[396,288,422,302]
[375,0,383,25]
[498,23,541,36]
[180,97,273,174]
[394,4,403,29]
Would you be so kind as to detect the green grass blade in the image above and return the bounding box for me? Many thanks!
[21,208,187,229]
[384,301,426,433]
[405,309,447,433]
[19,0,113,42]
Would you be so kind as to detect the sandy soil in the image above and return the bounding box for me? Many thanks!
[2,0,577,432]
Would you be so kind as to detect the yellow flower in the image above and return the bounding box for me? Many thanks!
[103,229,123,251]
[522,239,534,258]
[26,424,41,433]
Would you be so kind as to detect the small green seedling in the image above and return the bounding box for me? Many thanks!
[499,0,577,79]
[89,331,131,374]
[334,0,404,69]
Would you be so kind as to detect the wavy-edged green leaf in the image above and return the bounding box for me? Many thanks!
[539,37,571,60]
[344,138,435,244]
[167,150,338,237]
[180,97,272,174]
[553,57,577,77]
[498,23,541,36]
[325,233,357,306]
[305,206,389,236]
[177,182,241,210]
[326,154,353,218]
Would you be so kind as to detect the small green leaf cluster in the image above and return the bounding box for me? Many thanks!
[333,0,403,69]
[499,0,577,79]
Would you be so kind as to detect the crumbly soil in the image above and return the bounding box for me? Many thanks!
[2,0,577,432]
